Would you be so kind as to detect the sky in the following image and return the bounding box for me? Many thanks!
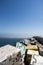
[0,0,43,38]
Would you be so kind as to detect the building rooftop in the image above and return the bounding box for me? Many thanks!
[25,45,38,50]
[0,44,20,62]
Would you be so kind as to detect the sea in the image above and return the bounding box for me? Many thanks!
[0,38,24,47]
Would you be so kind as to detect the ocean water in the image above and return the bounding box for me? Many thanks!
[0,38,23,47]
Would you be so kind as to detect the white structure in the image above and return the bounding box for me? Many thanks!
[24,39,30,45]
[30,54,43,65]
[0,44,22,65]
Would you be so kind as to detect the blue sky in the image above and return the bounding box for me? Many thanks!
[0,0,43,38]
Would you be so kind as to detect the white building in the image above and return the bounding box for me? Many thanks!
[0,44,22,65]
[24,39,30,45]
[30,54,43,65]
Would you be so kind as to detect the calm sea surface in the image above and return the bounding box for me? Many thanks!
[0,38,24,47]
